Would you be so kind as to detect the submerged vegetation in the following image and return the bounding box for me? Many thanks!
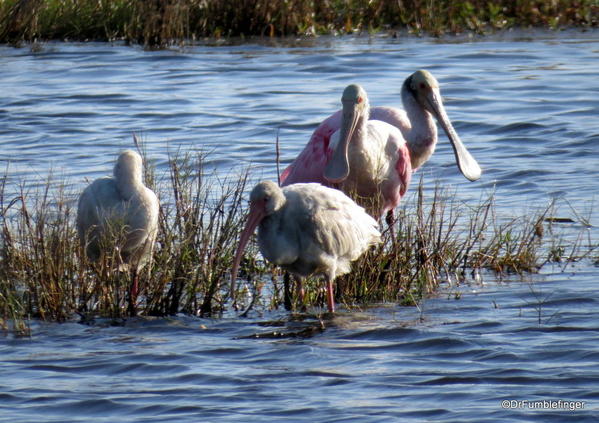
[0,0,596,46]
[0,149,594,335]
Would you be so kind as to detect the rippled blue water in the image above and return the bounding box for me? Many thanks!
[1,30,599,421]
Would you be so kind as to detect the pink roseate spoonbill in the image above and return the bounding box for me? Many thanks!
[77,149,159,315]
[231,181,381,313]
[370,70,480,179]
[280,70,481,213]
[283,83,412,237]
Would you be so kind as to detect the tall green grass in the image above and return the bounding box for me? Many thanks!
[1,0,596,46]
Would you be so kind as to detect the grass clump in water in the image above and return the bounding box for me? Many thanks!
[0,152,252,332]
[144,151,250,318]
[227,176,592,314]
[332,181,550,310]
[0,154,593,331]
[0,0,596,46]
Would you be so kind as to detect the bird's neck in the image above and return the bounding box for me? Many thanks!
[116,173,144,200]
[402,89,438,170]
[258,209,286,259]
[350,106,370,150]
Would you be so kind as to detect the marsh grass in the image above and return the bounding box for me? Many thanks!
[0,153,594,332]
[333,182,551,310]
[0,152,252,334]
[213,174,593,315]
[268,177,556,313]
[0,0,596,46]
[144,150,250,317]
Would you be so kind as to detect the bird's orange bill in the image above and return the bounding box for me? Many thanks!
[324,106,359,183]
[230,205,265,300]
[426,90,481,181]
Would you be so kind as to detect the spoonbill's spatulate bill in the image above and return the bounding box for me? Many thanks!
[231,181,381,313]
[371,69,481,181]
[77,149,159,312]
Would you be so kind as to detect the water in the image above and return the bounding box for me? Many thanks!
[1,30,599,421]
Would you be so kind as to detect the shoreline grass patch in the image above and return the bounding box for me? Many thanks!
[0,0,596,47]
[1,153,595,334]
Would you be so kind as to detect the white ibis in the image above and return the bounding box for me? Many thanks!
[231,181,381,313]
[77,149,159,314]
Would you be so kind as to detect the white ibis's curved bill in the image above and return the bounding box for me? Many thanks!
[230,204,265,301]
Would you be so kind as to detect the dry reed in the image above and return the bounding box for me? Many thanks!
[0,151,594,334]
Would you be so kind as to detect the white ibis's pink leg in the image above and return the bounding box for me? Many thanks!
[326,275,335,313]
[128,270,139,316]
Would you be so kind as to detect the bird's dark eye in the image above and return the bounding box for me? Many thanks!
[406,76,417,93]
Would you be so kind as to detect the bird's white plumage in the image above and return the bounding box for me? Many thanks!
[76,150,159,271]
[267,183,381,279]
[332,118,410,217]
[231,180,381,312]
